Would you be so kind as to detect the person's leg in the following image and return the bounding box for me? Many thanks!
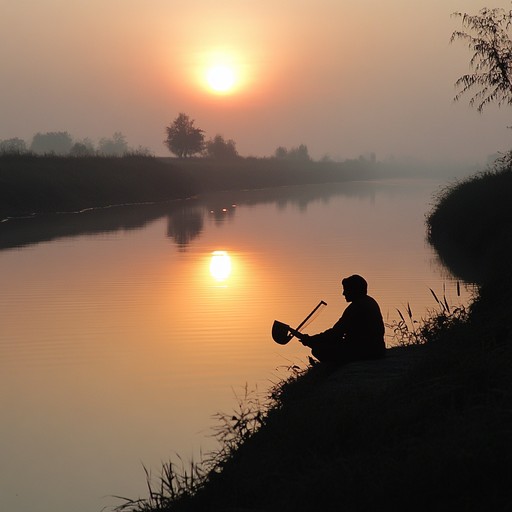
[310,338,351,364]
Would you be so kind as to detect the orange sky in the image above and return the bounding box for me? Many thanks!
[1,0,511,165]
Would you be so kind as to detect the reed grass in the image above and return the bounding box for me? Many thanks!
[387,284,470,347]
[113,457,206,512]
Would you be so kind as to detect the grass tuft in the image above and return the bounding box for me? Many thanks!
[387,285,470,347]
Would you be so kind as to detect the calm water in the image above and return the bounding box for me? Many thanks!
[0,179,472,512]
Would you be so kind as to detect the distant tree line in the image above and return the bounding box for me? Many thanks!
[3,114,378,164]
[164,113,239,160]
[0,131,150,157]
[164,113,315,162]
[273,144,311,161]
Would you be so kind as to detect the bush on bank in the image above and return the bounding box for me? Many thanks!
[427,155,512,283]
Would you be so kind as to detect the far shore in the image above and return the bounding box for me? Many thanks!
[0,153,469,221]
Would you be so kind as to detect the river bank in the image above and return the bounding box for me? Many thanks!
[113,159,512,511]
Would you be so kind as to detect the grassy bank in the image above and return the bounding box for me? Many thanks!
[0,154,390,220]
[113,158,512,511]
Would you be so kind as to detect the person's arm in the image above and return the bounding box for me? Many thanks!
[300,310,349,346]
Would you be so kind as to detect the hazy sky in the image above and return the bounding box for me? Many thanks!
[2,0,512,165]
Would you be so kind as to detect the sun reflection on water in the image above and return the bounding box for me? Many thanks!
[210,250,232,283]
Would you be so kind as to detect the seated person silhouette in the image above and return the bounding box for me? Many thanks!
[300,275,386,365]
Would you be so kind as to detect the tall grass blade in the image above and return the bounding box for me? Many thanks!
[430,288,440,305]
[443,295,450,313]
[406,302,413,321]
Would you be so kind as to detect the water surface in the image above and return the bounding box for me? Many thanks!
[0,179,472,512]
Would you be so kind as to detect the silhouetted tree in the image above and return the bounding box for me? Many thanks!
[70,143,90,157]
[205,134,239,160]
[30,131,73,155]
[289,144,311,161]
[70,138,95,157]
[98,132,129,156]
[451,7,512,112]
[274,146,288,159]
[164,113,204,158]
[0,137,27,154]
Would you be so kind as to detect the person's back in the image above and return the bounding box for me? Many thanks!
[333,293,385,359]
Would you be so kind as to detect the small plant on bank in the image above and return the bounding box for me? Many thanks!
[112,457,205,512]
[387,284,470,346]
[208,384,267,462]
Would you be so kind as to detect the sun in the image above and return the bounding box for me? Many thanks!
[195,48,247,96]
[206,65,236,94]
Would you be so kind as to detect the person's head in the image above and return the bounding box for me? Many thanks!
[341,274,368,302]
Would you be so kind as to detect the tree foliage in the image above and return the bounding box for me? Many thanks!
[98,132,129,156]
[274,144,311,161]
[274,146,288,159]
[0,137,27,154]
[70,138,95,157]
[205,134,238,160]
[451,7,512,112]
[30,131,73,155]
[164,113,205,158]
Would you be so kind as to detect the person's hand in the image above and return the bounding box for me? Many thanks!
[299,334,311,346]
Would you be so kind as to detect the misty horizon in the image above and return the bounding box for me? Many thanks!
[2,1,512,167]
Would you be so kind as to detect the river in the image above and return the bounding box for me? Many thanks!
[0,179,473,512]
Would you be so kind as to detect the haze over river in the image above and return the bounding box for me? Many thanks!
[0,179,473,512]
